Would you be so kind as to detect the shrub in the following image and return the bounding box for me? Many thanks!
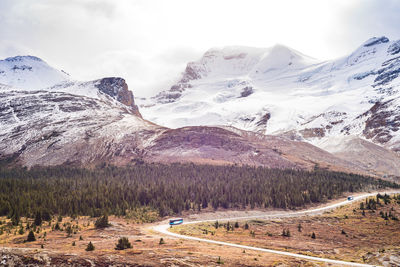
[18,226,24,235]
[115,237,132,250]
[282,229,291,237]
[95,215,110,228]
[297,224,302,232]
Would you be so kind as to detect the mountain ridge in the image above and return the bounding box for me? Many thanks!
[1,40,400,178]
[139,36,400,155]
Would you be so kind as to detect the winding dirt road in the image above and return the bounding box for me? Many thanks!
[154,191,400,267]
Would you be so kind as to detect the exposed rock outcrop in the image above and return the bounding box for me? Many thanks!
[95,77,141,116]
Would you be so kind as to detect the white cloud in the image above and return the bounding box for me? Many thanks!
[0,0,399,97]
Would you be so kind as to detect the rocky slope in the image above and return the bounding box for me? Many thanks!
[0,55,375,176]
[139,36,400,176]
[0,82,364,174]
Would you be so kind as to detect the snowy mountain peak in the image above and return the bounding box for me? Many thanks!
[255,44,317,72]
[150,44,318,105]
[0,55,70,90]
[140,36,400,165]
[197,44,315,77]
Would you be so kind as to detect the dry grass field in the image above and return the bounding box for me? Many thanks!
[0,215,315,266]
[1,194,399,266]
[172,194,400,266]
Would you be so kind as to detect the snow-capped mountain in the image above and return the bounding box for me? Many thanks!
[139,36,400,173]
[0,56,148,166]
[0,56,70,90]
[1,55,366,173]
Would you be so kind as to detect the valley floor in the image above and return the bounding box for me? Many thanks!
[170,193,400,266]
[1,192,400,266]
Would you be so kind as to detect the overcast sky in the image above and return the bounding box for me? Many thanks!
[1,0,399,97]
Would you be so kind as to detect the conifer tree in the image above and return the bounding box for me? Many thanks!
[34,211,42,226]
[27,230,36,242]
[86,241,95,251]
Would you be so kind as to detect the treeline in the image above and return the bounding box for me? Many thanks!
[0,163,397,219]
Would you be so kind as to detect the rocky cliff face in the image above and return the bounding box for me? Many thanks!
[94,77,141,116]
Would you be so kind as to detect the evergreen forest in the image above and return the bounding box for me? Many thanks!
[0,162,397,220]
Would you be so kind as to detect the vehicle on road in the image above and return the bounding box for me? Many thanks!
[169,218,183,225]
[347,196,354,201]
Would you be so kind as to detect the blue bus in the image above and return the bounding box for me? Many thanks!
[169,218,183,225]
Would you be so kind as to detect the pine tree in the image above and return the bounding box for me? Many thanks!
[159,238,165,245]
[311,232,316,239]
[34,211,42,226]
[27,230,36,242]
[85,241,95,251]
[42,210,51,221]
[234,221,239,228]
[11,212,20,226]
[66,225,73,237]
